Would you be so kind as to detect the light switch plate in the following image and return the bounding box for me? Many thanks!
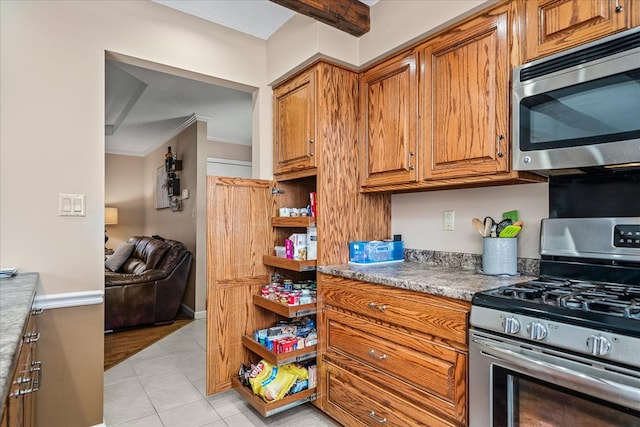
[443,210,455,231]
[59,193,86,216]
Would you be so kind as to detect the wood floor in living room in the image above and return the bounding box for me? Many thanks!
[104,314,193,370]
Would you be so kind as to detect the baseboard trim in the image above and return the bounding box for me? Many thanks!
[34,290,104,310]
[180,303,206,320]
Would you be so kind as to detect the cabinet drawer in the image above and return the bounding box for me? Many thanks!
[324,360,455,427]
[320,276,470,344]
[326,310,461,403]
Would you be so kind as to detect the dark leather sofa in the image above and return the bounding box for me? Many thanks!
[104,236,192,331]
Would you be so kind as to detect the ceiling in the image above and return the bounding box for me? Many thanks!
[105,60,252,156]
[106,0,377,156]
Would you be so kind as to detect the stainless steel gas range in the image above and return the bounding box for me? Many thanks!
[469,217,640,427]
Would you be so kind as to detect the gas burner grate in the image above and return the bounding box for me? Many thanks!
[490,278,640,319]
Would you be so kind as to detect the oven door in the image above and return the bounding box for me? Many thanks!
[469,329,640,427]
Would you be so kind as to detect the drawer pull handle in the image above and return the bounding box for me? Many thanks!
[24,332,40,343]
[367,302,386,311]
[497,134,505,158]
[369,349,387,360]
[369,411,387,423]
[308,139,315,157]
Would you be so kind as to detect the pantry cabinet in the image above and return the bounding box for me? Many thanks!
[360,51,418,186]
[273,68,317,177]
[318,274,471,426]
[520,0,638,62]
[206,61,391,404]
[231,294,319,417]
[421,6,510,180]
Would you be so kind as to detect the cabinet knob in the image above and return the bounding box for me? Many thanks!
[615,0,623,12]
[409,151,415,171]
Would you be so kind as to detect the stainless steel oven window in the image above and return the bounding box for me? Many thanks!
[492,366,640,427]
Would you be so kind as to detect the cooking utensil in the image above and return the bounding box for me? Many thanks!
[499,225,521,238]
[472,218,486,236]
[496,219,513,235]
[502,210,520,223]
[483,217,495,237]
[514,220,523,227]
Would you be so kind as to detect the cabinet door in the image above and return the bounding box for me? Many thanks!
[360,52,418,186]
[422,8,509,180]
[523,0,634,62]
[273,69,316,175]
[206,177,277,394]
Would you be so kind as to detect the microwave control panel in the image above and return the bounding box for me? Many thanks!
[614,225,640,248]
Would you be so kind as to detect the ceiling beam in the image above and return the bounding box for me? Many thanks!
[270,0,370,37]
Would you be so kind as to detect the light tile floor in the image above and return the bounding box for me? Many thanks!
[104,319,339,427]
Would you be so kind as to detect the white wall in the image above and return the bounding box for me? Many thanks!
[392,183,549,259]
[0,1,271,422]
[267,0,489,82]
[1,0,271,295]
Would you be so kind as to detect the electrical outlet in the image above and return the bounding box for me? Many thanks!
[443,210,455,231]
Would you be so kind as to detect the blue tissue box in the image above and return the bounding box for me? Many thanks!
[349,241,404,264]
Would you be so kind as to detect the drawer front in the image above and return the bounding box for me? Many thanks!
[326,310,459,402]
[320,275,470,344]
[324,360,456,427]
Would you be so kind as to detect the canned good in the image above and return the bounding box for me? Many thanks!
[287,291,300,306]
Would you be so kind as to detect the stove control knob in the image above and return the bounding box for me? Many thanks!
[587,335,612,356]
[502,317,520,334]
[526,322,548,341]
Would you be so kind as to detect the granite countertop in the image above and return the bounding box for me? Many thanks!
[0,273,39,413]
[318,261,536,301]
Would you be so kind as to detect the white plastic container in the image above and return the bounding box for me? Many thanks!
[306,226,317,260]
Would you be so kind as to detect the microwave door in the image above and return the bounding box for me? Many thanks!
[512,28,640,173]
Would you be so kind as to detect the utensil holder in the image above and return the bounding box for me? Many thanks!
[482,238,517,275]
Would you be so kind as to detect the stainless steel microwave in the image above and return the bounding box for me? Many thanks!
[512,27,640,174]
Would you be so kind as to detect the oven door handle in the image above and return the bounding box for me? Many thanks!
[472,337,640,410]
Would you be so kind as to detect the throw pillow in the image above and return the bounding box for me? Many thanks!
[121,258,147,275]
[105,242,134,272]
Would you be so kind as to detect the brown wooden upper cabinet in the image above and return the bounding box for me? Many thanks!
[360,52,418,186]
[421,6,510,180]
[273,68,317,176]
[522,0,636,62]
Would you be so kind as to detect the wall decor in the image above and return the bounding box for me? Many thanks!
[155,165,170,209]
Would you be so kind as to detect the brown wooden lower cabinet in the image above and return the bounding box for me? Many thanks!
[2,311,40,427]
[318,274,470,426]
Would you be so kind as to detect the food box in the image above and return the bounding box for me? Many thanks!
[349,240,404,264]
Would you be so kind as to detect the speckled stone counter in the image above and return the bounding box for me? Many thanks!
[0,273,39,412]
[318,261,536,302]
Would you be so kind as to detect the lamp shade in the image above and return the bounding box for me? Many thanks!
[105,207,119,225]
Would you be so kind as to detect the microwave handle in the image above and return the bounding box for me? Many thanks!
[472,337,640,410]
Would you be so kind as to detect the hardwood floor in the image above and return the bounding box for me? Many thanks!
[104,314,193,370]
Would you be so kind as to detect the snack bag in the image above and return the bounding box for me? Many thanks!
[281,363,308,380]
[248,360,297,402]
